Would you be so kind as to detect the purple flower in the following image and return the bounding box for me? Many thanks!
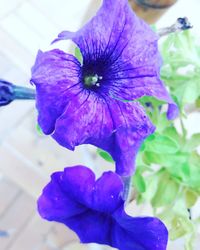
[31,0,178,176]
[38,165,168,250]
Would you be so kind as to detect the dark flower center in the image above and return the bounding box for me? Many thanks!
[82,58,109,92]
[84,74,103,88]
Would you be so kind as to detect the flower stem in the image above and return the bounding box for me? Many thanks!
[13,85,36,100]
[157,17,192,38]
[0,79,36,107]
[121,176,132,202]
[180,116,187,139]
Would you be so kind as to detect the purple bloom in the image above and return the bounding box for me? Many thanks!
[31,0,178,176]
[38,165,168,250]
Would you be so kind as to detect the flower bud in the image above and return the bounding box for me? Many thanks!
[0,79,14,106]
[0,79,35,107]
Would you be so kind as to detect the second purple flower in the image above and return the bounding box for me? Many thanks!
[38,165,168,250]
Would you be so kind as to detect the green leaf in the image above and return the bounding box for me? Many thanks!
[143,151,189,174]
[158,198,195,241]
[165,160,191,185]
[163,126,181,145]
[186,165,200,190]
[74,47,83,64]
[155,113,171,133]
[184,133,200,151]
[151,172,179,207]
[196,97,200,108]
[139,174,160,202]
[169,216,194,240]
[174,80,200,105]
[97,149,114,163]
[143,151,163,165]
[185,233,195,250]
[36,124,44,136]
[133,172,146,193]
[184,153,200,190]
[185,189,198,208]
[145,133,179,154]
[160,30,200,109]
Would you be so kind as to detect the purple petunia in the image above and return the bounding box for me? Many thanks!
[38,165,168,250]
[31,0,178,176]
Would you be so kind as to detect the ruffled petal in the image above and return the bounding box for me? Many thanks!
[53,0,154,64]
[53,0,178,119]
[96,99,155,176]
[38,167,168,249]
[108,74,178,120]
[61,167,123,212]
[31,49,82,134]
[91,171,124,213]
[37,167,113,245]
[37,171,87,222]
[60,166,95,206]
[52,94,154,175]
[52,92,114,150]
[39,166,124,214]
[113,208,168,250]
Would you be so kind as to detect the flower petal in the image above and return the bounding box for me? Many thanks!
[108,75,178,120]
[60,165,95,206]
[64,210,113,245]
[92,171,124,212]
[97,99,155,176]
[59,166,124,213]
[31,49,82,134]
[39,166,124,214]
[52,92,113,150]
[53,0,178,119]
[37,171,87,222]
[38,167,168,249]
[53,0,154,65]
[113,208,168,250]
[37,167,113,245]
[52,94,155,176]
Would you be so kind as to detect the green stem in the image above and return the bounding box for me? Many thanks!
[180,117,187,139]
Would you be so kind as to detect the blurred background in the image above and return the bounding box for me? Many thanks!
[0,0,199,249]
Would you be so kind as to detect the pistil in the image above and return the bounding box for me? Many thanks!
[84,74,102,88]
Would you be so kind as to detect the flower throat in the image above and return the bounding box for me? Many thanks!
[84,74,103,88]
